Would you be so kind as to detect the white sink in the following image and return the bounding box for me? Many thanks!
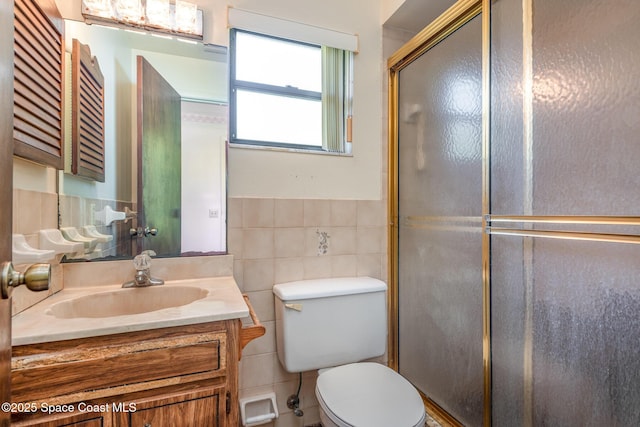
[13,276,250,345]
[47,285,209,319]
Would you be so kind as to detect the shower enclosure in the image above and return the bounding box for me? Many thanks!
[388,0,640,425]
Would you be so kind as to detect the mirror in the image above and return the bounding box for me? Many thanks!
[58,19,228,261]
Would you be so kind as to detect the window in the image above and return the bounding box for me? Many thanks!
[229,29,353,153]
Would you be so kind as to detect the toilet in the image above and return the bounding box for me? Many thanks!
[273,277,426,427]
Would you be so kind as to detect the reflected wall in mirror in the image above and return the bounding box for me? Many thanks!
[58,19,228,262]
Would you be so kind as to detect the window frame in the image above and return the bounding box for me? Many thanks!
[229,28,326,151]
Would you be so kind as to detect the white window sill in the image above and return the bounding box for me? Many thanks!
[229,142,353,157]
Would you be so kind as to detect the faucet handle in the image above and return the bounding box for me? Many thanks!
[133,253,152,271]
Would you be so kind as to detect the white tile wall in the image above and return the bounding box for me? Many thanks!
[231,196,387,426]
[12,189,62,315]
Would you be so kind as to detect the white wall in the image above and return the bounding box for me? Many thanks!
[181,101,227,253]
[131,49,227,102]
[59,20,135,202]
[13,158,57,193]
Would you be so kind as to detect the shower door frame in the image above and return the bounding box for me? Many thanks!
[387,0,491,425]
[389,0,640,425]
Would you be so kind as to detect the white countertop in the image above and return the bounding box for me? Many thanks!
[12,276,249,346]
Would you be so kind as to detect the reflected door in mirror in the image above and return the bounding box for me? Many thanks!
[137,56,181,256]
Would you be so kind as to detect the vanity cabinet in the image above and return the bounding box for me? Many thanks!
[10,319,248,427]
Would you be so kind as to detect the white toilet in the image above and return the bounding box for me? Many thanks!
[273,277,426,427]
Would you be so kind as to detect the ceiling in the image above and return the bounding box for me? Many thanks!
[384,0,457,34]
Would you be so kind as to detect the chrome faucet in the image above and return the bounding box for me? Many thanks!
[122,251,164,288]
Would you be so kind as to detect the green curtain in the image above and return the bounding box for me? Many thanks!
[322,46,351,152]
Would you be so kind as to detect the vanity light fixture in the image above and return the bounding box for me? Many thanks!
[81,0,114,19]
[124,28,148,35]
[176,37,198,45]
[151,33,174,40]
[81,0,203,40]
[145,0,171,29]
[114,0,144,24]
[174,0,198,33]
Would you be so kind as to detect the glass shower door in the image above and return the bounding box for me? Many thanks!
[490,0,640,425]
[396,14,484,426]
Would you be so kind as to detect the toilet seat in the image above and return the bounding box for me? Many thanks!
[315,362,426,427]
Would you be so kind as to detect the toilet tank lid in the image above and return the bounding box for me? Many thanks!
[273,277,386,301]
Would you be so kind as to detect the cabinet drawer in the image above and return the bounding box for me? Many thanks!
[12,329,227,402]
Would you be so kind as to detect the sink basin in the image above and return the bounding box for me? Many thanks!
[47,286,209,319]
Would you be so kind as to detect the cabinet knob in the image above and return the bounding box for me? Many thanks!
[144,423,151,427]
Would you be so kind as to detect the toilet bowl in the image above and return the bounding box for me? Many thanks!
[273,277,426,427]
[315,363,426,427]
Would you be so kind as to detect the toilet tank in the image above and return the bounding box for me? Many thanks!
[273,277,387,373]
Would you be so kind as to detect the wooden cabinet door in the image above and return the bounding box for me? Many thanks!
[63,421,103,427]
[128,394,219,427]
[0,0,14,425]
[12,412,105,427]
[13,0,64,169]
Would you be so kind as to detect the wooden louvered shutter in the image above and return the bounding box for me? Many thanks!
[72,39,105,182]
[13,0,64,169]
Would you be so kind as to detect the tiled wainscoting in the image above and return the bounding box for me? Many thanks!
[59,194,136,259]
[228,197,388,427]
[12,188,62,314]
